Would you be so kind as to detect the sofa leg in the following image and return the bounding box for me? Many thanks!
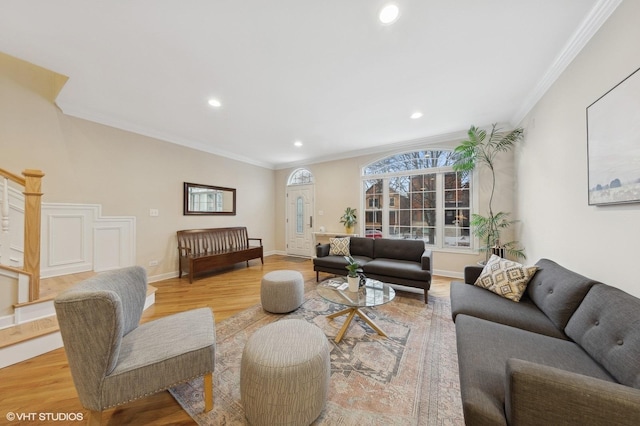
[204,372,213,412]
[424,289,428,304]
[316,271,319,282]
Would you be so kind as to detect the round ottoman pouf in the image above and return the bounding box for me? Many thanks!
[240,319,331,426]
[260,270,304,313]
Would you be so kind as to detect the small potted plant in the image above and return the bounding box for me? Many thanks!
[339,207,357,234]
[344,255,361,292]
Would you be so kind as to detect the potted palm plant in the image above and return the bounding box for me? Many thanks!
[339,207,357,234]
[452,124,526,263]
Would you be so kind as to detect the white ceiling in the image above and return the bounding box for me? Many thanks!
[0,0,621,169]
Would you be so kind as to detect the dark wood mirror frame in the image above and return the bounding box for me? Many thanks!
[183,182,236,215]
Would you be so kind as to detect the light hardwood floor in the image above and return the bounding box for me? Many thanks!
[0,255,452,425]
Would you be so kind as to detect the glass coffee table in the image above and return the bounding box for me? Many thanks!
[317,276,396,343]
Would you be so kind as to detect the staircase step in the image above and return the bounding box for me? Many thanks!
[0,314,59,349]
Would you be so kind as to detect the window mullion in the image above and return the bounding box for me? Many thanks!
[382,178,389,236]
[436,173,444,249]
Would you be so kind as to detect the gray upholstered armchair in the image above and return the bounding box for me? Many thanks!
[54,266,215,424]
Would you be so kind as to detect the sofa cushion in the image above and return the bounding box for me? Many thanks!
[373,238,424,262]
[526,259,598,331]
[474,255,538,302]
[565,284,640,389]
[313,254,371,272]
[349,237,374,258]
[363,258,429,281]
[329,237,350,256]
[456,314,615,426]
[450,281,568,340]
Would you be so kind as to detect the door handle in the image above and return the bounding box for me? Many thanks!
[309,216,313,228]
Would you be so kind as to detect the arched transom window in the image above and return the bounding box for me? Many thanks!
[362,150,473,250]
[287,168,314,185]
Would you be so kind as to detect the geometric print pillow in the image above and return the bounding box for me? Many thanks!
[474,254,538,302]
[329,237,351,256]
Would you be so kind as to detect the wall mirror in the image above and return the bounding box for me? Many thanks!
[183,182,236,215]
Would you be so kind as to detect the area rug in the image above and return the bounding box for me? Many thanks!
[169,281,464,425]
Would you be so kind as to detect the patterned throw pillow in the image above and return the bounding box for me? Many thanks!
[329,237,350,256]
[474,254,538,302]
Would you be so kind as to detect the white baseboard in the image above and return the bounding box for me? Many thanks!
[434,269,463,279]
[147,271,178,283]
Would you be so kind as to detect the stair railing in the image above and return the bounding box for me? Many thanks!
[0,168,44,301]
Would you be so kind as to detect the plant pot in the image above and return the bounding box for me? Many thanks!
[347,276,359,292]
[345,226,354,234]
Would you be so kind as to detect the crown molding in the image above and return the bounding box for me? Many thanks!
[274,129,472,170]
[510,0,623,126]
[56,101,277,170]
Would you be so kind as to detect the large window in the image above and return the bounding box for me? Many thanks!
[362,150,472,250]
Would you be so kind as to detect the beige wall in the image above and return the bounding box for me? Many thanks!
[516,0,640,297]
[1,53,276,280]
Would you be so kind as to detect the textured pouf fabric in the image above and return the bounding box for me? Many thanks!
[240,319,331,426]
[260,270,304,313]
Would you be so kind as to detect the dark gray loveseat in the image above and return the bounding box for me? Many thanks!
[450,258,640,426]
[313,236,432,303]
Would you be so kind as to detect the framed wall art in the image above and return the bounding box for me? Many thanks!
[587,66,640,206]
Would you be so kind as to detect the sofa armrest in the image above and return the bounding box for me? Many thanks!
[316,243,330,257]
[464,265,483,284]
[421,249,432,273]
[506,358,640,426]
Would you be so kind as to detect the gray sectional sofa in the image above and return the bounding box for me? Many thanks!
[313,236,432,303]
[450,258,640,426]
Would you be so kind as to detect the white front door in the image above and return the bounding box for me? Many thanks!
[286,185,314,257]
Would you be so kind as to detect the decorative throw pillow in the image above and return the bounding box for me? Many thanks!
[474,254,538,302]
[329,237,350,256]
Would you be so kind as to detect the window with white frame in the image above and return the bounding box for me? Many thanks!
[362,150,472,249]
[188,187,224,212]
[288,168,314,185]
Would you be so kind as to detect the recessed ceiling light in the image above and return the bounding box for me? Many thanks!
[208,99,221,108]
[294,141,303,147]
[411,112,423,119]
[379,4,399,24]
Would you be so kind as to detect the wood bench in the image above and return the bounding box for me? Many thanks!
[177,227,263,283]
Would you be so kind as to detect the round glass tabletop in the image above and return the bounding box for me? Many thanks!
[317,276,395,308]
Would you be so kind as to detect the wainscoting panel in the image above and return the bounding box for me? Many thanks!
[94,219,136,272]
[41,203,136,277]
[48,214,86,266]
[0,181,136,279]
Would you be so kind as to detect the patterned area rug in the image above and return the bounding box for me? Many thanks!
[169,281,464,425]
